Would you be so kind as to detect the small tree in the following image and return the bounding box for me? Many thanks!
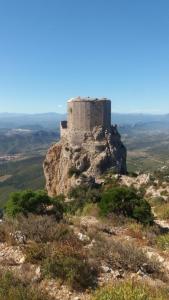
[99,187,154,225]
[5,190,64,220]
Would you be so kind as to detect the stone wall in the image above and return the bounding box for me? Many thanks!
[60,121,67,138]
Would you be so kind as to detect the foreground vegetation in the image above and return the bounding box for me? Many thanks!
[0,272,48,300]
[1,166,169,299]
[92,281,169,300]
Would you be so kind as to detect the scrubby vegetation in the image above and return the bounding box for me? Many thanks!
[156,234,169,250]
[92,281,169,300]
[5,190,64,220]
[1,171,169,299]
[99,187,154,225]
[0,271,48,300]
[41,248,97,290]
[154,202,169,220]
[66,185,101,214]
[66,185,154,225]
[89,235,162,280]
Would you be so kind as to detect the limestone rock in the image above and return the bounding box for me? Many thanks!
[44,125,127,196]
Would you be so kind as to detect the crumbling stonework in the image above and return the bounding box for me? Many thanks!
[44,97,127,196]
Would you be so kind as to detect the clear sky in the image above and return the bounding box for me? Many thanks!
[0,0,169,114]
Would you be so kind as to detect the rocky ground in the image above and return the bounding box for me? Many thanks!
[1,216,169,299]
[1,172,169,299]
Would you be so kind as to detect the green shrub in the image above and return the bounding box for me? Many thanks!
[92,281,169,300]
[5,190,64,220]
[99,187,154,225]
[0,271,48,300]
[42,253,97,290]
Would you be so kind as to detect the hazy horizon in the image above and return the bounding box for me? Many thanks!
[0,111,168,116]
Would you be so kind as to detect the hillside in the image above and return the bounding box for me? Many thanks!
[120,126,169,173]
[1,172,169,299]
[0,156,45,207]
[0,129,58,155]
[0,129,58,206]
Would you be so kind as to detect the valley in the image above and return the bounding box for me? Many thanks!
[0,116,169,207]
[0,128,58,206]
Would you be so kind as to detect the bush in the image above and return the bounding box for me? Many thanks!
[24,242,47,264]
[92,281,169,300]
[5,190,64,220]
[23,219,85,262]
[0,271,48,300]
[66,186,101,214]
[41,249,97,290]
[17,214,71,243]
[90,237,161,277]
[99,187,154,225]
[127,222,161,245]
[0,218,19,245]
[110,240,160,275]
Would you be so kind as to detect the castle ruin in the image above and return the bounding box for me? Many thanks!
[44,97,127,196]
[60,97,111,144]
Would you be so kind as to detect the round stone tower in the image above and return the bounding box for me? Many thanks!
[68,96,111,131]
[66,97,111,145]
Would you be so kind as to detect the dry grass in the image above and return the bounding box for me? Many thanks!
[91,280,169,300]
[154,203,169,220]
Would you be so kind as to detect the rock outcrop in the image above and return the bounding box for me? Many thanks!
[44,125,127,196]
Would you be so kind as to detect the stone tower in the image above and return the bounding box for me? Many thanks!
[44,96,127,196]
[60,97,111,144]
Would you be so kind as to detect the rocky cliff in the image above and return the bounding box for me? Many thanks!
[44,125,127,196]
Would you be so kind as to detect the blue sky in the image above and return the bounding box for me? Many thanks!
[0,0,169,114]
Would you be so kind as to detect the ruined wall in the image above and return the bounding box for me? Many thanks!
[60,121,67,138]
[67,98,111,132]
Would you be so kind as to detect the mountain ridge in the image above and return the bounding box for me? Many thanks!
[0,112,169,129]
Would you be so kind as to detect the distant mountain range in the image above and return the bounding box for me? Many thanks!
[0,112,169,129]
[0,113,65,130]
[0,129,58,156]
[112,113,169,125]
